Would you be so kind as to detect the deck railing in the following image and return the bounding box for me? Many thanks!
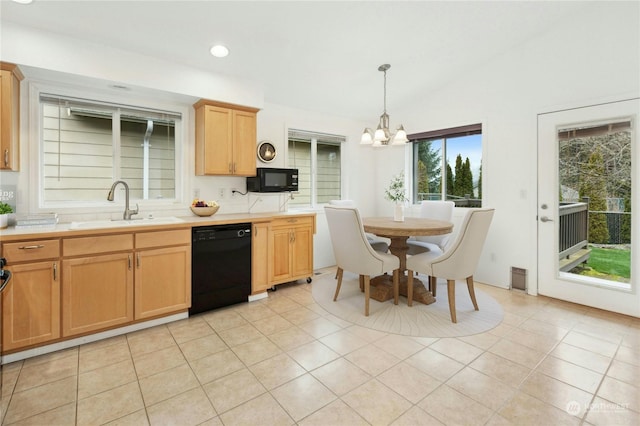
[416,193,482,207]
[558,200,590,271]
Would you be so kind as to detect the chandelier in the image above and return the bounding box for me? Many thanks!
[360,64,408,147]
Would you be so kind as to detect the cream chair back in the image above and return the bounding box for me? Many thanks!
[430,208,495,279]
[328,199,389,253]
[324,205,397,275]
[328,199,356,207]
[414,200,455,247]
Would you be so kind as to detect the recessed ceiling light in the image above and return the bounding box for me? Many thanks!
[210,45,229,58]
[11,0,34,4]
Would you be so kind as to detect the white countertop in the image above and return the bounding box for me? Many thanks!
[0,211,316,242]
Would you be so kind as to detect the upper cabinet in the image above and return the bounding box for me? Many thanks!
[0,62,23,171]
[194,99,259,176]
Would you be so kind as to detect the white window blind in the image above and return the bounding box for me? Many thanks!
[40,94,180,204]
[288,129,343,206]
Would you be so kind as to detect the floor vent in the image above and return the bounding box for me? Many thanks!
[511,267,527,291]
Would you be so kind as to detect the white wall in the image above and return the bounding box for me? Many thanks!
[388,1,640,290]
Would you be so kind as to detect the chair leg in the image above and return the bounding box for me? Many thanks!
[334,267,342,279]
[364,275,371,316]
[359,275,364,292]
[407,270,414,306]
[333,268,344,301]
[466,276,479,311]
[447,279,457,323]
[393,269,399,305]
[429,276,437,297]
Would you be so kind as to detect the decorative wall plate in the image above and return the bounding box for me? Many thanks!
[257,140,277,162]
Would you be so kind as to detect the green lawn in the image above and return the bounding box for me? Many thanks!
[581,246,631,282]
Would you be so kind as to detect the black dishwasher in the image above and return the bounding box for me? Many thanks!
[190,223,252,315]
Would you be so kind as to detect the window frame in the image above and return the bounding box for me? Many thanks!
[409,123,483,206]
[286,128,344,209]
[27,80,189,214]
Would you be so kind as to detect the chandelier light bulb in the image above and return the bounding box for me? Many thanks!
[360,128,373,145]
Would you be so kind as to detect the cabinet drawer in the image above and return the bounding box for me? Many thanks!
[136,229,190,249]
[270,216,314,229]
[2,239,60,263]
[63,234,133,257]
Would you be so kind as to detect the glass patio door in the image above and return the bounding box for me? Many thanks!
[537,98,639,316]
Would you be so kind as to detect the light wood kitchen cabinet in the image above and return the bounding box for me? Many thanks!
[1,239,61,351]
[194,99,259,176]
[251,221,269,294]
[0,62,23,171]
[62,234,134,337]
[268,216,315,286]
[134,229,191,319]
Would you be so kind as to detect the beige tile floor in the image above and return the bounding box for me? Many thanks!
[1,268,639,425]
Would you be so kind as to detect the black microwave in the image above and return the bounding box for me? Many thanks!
[247,168,299,193]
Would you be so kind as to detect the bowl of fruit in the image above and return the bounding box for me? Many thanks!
[190,199,220,217]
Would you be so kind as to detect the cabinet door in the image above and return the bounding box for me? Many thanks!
[2,262,60,351]
[291,225,314,279]
[62,253,134,337]
[0,71,4,168]
[269,227,292,284]
[135,245,190,319]
[232,109,257,176]
[199,105,233,175]
[252,222,269,294]
[0,67,20,171]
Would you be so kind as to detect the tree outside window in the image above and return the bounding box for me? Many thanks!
[411,124,482,206]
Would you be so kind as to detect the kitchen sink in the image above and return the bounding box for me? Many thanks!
[69,216,184,230]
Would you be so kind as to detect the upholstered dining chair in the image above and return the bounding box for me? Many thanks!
[328,200,389,252]
[406,208,495,323]
[407,200,455,256]
[325,205,400,316]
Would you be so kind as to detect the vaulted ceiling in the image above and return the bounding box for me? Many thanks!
[1,1,594,121]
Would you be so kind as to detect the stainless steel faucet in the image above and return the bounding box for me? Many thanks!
[107,180,139,220]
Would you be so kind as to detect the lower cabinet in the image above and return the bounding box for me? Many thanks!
[135,245,191,319]
[267,216,315,286]
[2,261,60,351]
[62,253,134,337]
[60,229,190,338]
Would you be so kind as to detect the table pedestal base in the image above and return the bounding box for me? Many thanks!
[369,274,436,305]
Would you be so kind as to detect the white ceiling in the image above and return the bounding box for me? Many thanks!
[1,0,593,121]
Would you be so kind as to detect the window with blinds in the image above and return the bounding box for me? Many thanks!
[288,129,343,207]
[40,95,180,204]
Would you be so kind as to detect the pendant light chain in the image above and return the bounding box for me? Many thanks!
[383,67,387,115]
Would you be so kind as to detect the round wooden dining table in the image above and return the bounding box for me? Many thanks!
[362,216,453,305]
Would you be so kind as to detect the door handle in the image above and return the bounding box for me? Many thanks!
[540,216,553,222]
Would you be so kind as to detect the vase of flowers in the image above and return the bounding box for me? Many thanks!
[0,202,13,229]
[384,171,408,222]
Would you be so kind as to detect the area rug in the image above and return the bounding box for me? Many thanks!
[311,271,503,337]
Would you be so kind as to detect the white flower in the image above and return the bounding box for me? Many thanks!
[384,172,408,203]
